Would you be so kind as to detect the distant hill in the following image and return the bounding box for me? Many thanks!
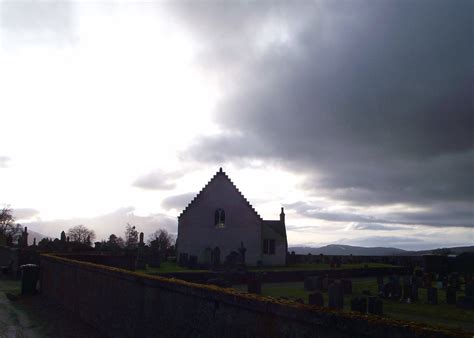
[289,244,474,256]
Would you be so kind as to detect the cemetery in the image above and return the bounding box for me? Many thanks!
[234,275,474,331]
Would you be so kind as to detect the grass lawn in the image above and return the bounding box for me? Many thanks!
[234,278,474,332]
[138,262,398,275]
[249,262,397,272]
[137,262,207,274]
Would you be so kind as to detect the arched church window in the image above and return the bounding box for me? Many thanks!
[215,208,225,228]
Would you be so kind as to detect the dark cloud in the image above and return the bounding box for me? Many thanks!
[25,207,177,241]
[12,208,40,221]
[0,1,77,49]
[286,201,473,228]
[0,156,10,168]
[174,1,473,227]
[351,223,408,231]
[161,192,196,211]
[132,170,183,191]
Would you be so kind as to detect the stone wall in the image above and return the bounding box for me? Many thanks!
[39,254,466,338]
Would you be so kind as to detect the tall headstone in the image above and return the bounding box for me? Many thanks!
[403,284,413,301]
[374,299,384,315]
[60,231,66,242]
[446,287,457,305]
[377,275,384,292]
[328,282,344,310]
[411,285,419,302]
[427,287,438,305]
[367,296,377,314]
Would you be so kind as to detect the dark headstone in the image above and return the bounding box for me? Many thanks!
[403,284,413,300]
[374,299,384,315]
[446,287,457,305]
[423,274,432,288]
[247,278,262,294]
[178,253,188,266]
[308,292,324,306]
[377,275,384,291]
[322,276,330,291]
[20,264,39,295]
[427,287,438,305]
[367,296,377,314]
[465,282,474,299]
[328,282,344,310]
[383,282,392,298]
[350,297,367,314]
[411,285,419,302]
[341,279,352,295]
[188,255,198,269]
[304,276,319,291]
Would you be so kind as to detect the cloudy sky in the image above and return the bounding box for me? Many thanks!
[0,0,472,250]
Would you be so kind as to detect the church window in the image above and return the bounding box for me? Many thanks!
[215,208,225,228]
[263,239,275,255]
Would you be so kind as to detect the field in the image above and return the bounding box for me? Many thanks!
[137,262,397,274]
[234,278,474,332]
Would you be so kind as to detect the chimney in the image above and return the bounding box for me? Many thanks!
[280,207,285,225]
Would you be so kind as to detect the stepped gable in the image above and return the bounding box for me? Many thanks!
[178,168,262,220]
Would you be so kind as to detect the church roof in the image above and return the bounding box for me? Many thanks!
[262,220,287,238]
[178,168,262,220]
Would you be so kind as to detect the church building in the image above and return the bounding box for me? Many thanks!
[176,168,287,266]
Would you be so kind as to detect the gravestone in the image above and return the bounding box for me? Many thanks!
[178,253,188,266]
[446,287,457,305]
[377,275,384,292]
[449,273,460,290]
[247,278,262,294]
[403,284,412,301]
[350,297,366,313]
[423,274,432,288]
[374,299,384,315]
[367,296,377,314]
[304,276,319,291]
[188,255,198,269]
[427,287,438,305]
[456,282,474,309]
[322,276,330,291]
[308,292,324,306]
[466,282,474,299]
[383,282,392,298]
[411,285,419,302]
[328,282,344,310]
[341,279,352,295]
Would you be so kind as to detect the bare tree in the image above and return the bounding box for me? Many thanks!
[0,207,22,240]
[148,229,175,252]
[106,234,125,250]
[67,225,96,245]
[125,223,138,248]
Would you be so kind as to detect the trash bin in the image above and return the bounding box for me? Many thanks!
[20,264,39,295]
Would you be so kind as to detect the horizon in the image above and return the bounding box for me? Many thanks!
[1,1,472,251]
